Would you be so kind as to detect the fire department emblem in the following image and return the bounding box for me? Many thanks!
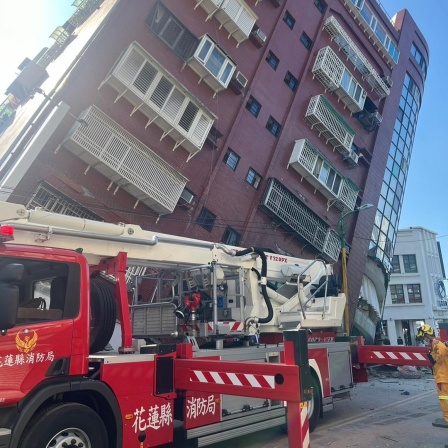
[15,330,38,353]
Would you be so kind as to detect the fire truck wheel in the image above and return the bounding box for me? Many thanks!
[90,278,117,353]
[307,374,322,432]
[18,402,108,448]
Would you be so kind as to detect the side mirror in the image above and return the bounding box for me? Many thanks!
[0,263,24,332]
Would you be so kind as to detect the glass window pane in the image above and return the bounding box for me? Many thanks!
[205,48,225,77]
[198,40,212,61]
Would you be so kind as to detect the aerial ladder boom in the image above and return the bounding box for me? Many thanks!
[0,201,346,339]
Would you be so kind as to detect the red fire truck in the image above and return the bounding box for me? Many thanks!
[0,200,431,447]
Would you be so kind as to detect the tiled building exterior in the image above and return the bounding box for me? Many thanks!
[0,0,428,341]
[383,227,447,346]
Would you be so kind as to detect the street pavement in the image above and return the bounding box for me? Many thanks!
[212,367,448,448]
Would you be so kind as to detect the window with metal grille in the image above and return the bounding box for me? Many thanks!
[221,227,241,246]
[27,183,103,221]
[197,207,216,232]
[314,0,327,13]
[283,11,295,29]
[402,254,417,273]
[266,116,281,137]
[266,51,279,70]
[407,284,422,303]
[284,71,298,91]
[223,148,240,171]
[390,284,405,304]
[246,168,262,189]
[300,32,313,50]
[391,255,401,273]
[146,2,198,60]
[246,96,262,117]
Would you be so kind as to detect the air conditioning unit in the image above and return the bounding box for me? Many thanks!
[343,150,359,167]
[371,110,383,124]
[251,28,267,46]
[382,75,393,88]
[179,188,194,205]
[230,71,248,92]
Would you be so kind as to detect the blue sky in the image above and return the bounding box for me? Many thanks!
[384,1,448,270]
[0,0,75,100]
[1,0,447,270]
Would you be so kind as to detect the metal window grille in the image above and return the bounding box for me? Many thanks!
[146,2,199,60]
[63,105,188,214]
[260,178,340,261]
[27,183,103,221]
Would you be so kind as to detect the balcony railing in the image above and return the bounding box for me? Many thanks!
[312,46,367,113]
[305,95,355,154]
[260,178,341,262]
[99,42,216,160]
[63,105,188,214]
[324,16,390,100]
[194,0,258,46]
[68,0,105,27]
[288,139,359,211]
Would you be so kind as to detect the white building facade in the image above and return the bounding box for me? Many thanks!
[382,227,448,345]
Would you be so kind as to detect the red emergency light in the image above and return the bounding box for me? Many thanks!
[0,225,14,242]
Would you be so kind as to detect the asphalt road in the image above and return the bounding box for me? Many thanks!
[212,368,448,448]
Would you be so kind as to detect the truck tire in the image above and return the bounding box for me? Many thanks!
[18,402,108,448]
[90,278,117,353]
[307,374,322,432]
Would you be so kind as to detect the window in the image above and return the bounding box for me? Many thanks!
[352,0,400,64]
[197,207,216,232]
[10,257,81,325]
[195,36,236,86]
[246,168,262,188]
[313,158,342,195]
[284,71,298,91]
[402,254,417,273]
[223,148,240,170]
[146,3,198,60]
[246,96,262,117]
[391,255,401,273]
[411,43,427,77]
[300,32,313,50]
[314,0,327,13]
[407,284,422,303]
[221,227,241,246]
[340,69,366,109]
[205,125,223,149]
[266,116,281,137]
[266,51,279,70]
[283,11,295,29]
[390,284,405,304]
